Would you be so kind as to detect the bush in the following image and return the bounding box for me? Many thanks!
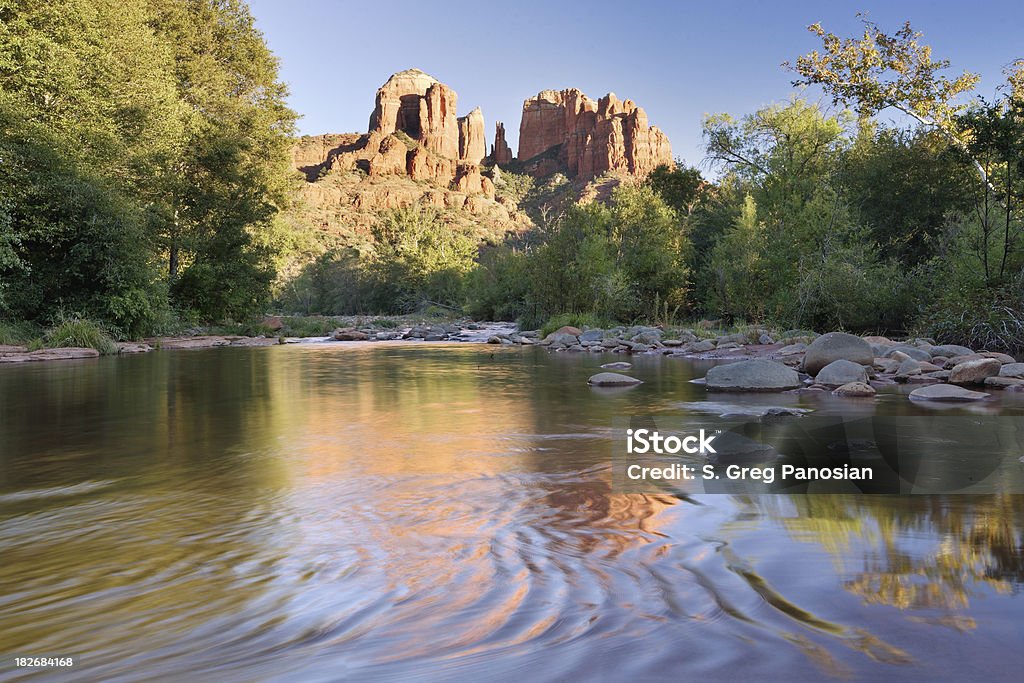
[465,245,533,321]
[45,317,117,355]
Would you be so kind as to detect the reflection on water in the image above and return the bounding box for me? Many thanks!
[0,345,1022,681]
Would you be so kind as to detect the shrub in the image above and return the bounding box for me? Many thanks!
[45,317,117,355]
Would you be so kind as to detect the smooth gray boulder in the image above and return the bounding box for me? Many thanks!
[600,362,632,370]
[999,363,1024,378]
[815,359,869,387]
[949,358,1001,385]
[588,372,643,387]
[803,332,873,376]
[686,340,716,353]
[932,344,974,357]
[580,329,605,343]
[909,384,990,402]
[705,359,801,392]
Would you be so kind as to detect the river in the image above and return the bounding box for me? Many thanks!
[1,343,1022,681]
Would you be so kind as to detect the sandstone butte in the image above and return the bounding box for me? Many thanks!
[517,88,673,178]
[291,69,673,202]
[292,69,494,197]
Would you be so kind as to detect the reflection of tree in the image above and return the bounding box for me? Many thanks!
[774,495,1024,612]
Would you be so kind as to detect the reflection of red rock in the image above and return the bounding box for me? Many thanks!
[518,88,672,179]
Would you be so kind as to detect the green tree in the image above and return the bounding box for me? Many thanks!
[648,161,704,216]
[368,205,477,312]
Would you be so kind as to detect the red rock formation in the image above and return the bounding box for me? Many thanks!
[517,88,672,179]
[491,122,513,165]
[368,135,409,177]
[457,107,486,164]
[407,146,456,185]
[418,82,459,159]
[368,69,437,138]
[295,69,496,196]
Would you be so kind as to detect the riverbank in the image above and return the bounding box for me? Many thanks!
[519,323,1024,405]
[0,317,519,364]
[5,317,1023,408]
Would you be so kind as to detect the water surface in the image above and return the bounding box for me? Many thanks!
[1,344,1022,681]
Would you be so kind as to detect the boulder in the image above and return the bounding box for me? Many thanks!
[579,329,605,343]
[944,353,989,368]
[704,359,801,392]
[545,326,582,338]
[600,362,632,370]
[833,381,876,397]
[758,333,776,345]
[949,358,1001,385]
[803,332,873,376]
[685,340,716,353]
[984,376,1024,389]
[999,363,1024,378]
[631,329,663,345]
[815,359,869,387]
[588,372,643,387]
[981,351,1016,364]
[884,345,931,362]
[874,358,899,374]
[931,344,974,357]
[260,315,283,331]
[909,384,990,402]
[333,328,370,341]
[896,359,922,377]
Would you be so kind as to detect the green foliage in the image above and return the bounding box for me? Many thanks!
[790,17,979,135]
[0,320,39,345]
[0,0,296,333]
[368,205,477,312]
[464,245,533,322]
[44,317,117,355]
[493,170,535,204]
[648,162,704,215]
[842,124,973,264]
[919,275,1024,353]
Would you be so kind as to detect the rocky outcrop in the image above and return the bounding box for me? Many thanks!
[296,69,493,197]
[491,122,513,165]
[517,88,672,180]
[458,107,486,164]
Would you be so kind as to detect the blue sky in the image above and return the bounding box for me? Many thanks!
[247,0,1024,167]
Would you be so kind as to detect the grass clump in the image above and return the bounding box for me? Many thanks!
[0,320,41,345]
[45,317,118,355]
